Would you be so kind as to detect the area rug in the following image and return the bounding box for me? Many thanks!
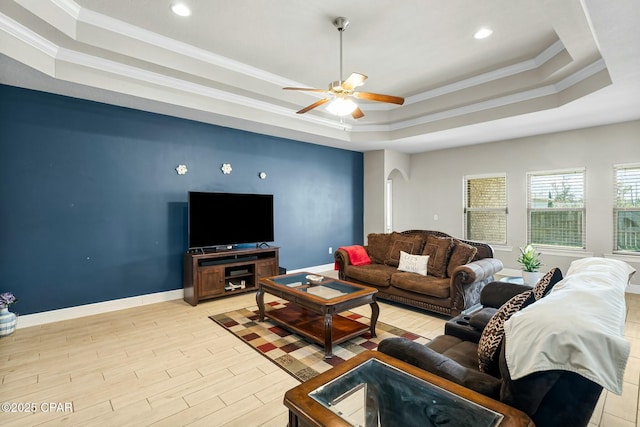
[210,300,429,382]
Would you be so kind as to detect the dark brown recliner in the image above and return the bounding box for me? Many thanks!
[378,281,604,427]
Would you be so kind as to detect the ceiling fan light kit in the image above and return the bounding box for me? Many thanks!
[325,97,358,116]
[284,16,404,120]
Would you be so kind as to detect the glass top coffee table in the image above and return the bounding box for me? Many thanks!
[284,351,534,427]
[257,272,379,359]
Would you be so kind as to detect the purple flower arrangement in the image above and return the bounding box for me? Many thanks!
[0,292,17,309]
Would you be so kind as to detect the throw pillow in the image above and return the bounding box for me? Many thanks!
[367,233,391,263]
[397,251,429,276]
[532,267,563,300]
[446,239,478,278]
[521,267,563,308]
[384,232,424,267]
[478,290,533,374]
[422,235,454,278]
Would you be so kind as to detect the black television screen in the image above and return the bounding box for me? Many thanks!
[188,192,274,249]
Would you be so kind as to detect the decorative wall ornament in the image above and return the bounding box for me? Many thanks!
[175,164,188,175]
[221,163,232,174]
[259,171,267,180]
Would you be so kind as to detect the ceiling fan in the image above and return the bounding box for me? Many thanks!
[283,17,405,119]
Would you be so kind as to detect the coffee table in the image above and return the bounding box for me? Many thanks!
[256,272,379,359]
[284,350,534,427]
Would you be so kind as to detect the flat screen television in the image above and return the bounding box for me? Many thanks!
[188,192,274,249]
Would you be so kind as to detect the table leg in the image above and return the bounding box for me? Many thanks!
[256,286,265,322]
[324,313,333,359]
[288,410,299,427]
[370,301,379,337]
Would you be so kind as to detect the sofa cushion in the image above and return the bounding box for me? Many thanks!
[446,239,478,278]
[422,235,454,278]
[366,233,391,264]
[390,272,450,298]
[427,335,480,372]
[384,232,424,267]
[378,337,501,398]
[397,251,428,276]
[478,290,533,374]
[344,263,396,288]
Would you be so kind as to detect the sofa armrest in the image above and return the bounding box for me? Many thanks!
[448,258,503,316]
[480,281,532,308]
[334,249,351,280]
[452,258,503,285]
[377,337,501,398]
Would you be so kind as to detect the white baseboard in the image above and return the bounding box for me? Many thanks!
[15,263,338,329]
[289,263,335,274]
[627,284,640,294]
[16,289,184,329]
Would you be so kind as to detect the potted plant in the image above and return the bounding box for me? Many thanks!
[517,244,543,285]
[0,292,17,337]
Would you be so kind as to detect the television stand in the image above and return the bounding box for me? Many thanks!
[183,247,279,306]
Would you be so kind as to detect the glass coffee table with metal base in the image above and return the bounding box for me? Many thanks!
[284,351,534,427]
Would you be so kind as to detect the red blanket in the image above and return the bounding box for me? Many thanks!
[334,245,371,270]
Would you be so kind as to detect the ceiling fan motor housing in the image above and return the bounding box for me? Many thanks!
[329,81,347,92]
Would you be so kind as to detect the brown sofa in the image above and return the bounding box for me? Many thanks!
[334,230,503,316]
[378,258,635,427]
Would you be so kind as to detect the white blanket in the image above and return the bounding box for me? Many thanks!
[504,257,635,394]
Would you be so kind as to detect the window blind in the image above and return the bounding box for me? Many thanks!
[527,169,585,248]
[614,164,640,253]
[464,174,507,244]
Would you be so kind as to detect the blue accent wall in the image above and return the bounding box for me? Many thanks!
[0,85,363,315]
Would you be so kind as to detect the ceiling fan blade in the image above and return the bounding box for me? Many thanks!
[341,73,368,91]
[296,98,331,114]
[283,87,329,93]
[351,107,365,119]
[355,91,405,105]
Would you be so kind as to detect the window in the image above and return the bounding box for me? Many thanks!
[614,164,640,254]
[527,169,585,248]
[464,174,507,244]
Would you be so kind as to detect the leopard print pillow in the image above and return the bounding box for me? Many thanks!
[532,267,563,300]
[478,290,533,374]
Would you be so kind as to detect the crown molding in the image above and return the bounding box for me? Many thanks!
[55,47,350,131]
[72,3,306,89]
[354,58,609,133]
[52,0,80,18]
[0,12,58,57]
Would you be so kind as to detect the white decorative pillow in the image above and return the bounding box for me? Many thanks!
[397,251,429,276]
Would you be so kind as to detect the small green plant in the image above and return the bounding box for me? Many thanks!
[517,244,542,272]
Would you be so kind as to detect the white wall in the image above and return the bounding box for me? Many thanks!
[382,120,640,281]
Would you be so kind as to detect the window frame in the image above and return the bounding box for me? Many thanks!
[613,163,640,255]
[463,173,508,245]
[526,168,586,250]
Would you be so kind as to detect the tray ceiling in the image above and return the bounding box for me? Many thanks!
[1,0,639,153]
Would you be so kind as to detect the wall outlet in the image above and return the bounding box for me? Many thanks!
[434,214,439,221]
[329,247,333,254]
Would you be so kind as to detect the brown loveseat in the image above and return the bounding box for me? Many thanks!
[334,230,503,316]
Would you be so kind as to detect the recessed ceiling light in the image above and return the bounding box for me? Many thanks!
[171,2,191,17]
[474,28,493,39]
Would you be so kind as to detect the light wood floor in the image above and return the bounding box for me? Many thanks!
[1,285,639,427]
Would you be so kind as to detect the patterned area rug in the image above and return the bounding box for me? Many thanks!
[210,300,429,382]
